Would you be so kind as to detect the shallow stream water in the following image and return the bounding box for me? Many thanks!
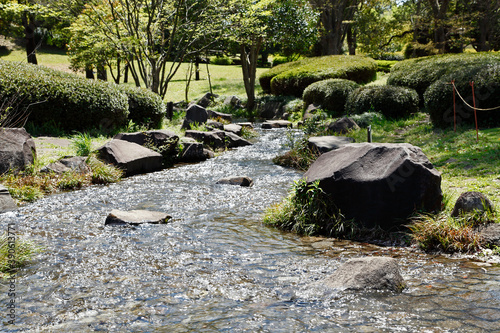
[1,127,499,332]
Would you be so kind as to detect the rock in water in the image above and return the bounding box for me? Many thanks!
[216,176,254,187]
[304,142,442,230]
[105,209,171,226]
[97,139,163,177]
[0,128,36,174]
[0,185,17,213]
[319,256,405,292]
[451,191,494,217]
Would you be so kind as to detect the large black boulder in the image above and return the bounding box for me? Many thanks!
[304,143,442,230]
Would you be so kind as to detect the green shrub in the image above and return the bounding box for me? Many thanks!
[271,55,291,67]
[71,132,93,156]
[0,233,42,278]
[0,61,129,132]
[117,85,165,129]
[376,60,398,73]
[349,112,385,128]
[209,55,233,65]
[424,64,500,128]
[387,52,500,102]
[259,55,377,97]
[345,85,419,119]
[403,42,439,59]
[302,79,360,116]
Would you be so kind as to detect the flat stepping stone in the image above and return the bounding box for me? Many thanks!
[105,209,172,226]
[262,120,292,129]
[40,156,90,174]
[216,176,254,187]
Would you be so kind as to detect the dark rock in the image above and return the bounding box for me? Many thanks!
[207,109,232,122]
[224,95,242,108]
[261,120,292,129]
[258,100,283,119]
[105,209,171,226]
[477,223,500,247]
[224,124,243,136]
[308,136,355,154]
[185,130,225,150]
[204,148,215,159]
[303,104,321,120]
[182,104,208,129]
[113,130,179,148]
[216,176,254,187]
[40,156,90,174]
[304,143,442,230]
[179,138,206,163]
[206,120,224,131]
[197,92,218,108]
[221,131,252,148]
[319,257,405,292]
[327,117,360,134]
[0,128,36,174]
[0,185,16,213]
[97,139,163,177]
[451,192,495,217]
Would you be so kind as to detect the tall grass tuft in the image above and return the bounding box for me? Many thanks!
[264,179,356,237]
[87,156,123,184]
[71,132,93,156]
[0,233,42,278]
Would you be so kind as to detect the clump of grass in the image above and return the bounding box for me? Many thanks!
[264,179,356,237]
[408,210,495,253]
[240,126,259,139]
[87,155,123,184]
[71,132,93,156]
[0,233,42,278]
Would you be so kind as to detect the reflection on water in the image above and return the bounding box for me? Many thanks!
[1,127,499,332]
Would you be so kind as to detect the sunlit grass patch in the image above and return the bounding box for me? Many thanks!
[0,233,42,278]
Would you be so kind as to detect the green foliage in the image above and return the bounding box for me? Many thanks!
[273,132,320,171]
[424,64,500,128]
[408,211,495,253]
[71,132,93,156]
[376,60,398,73]
[259,55,377,97]
[117,85,165,129]
[345,85,419,119]
[387,52,500,102]
[349,112,385,128]
[264,179,355,237]
[0,233,42,278]
[271,55,290,67]
[86,156,123,185]
[209,56,234,65]
[0,61,129,133]
[403,42,439,59]
[302,79,360,116]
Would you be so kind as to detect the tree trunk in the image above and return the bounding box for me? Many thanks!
[21,12,38,65]
[85,67,95,79]
[347,24,356,55]
[97,64,107,81]
[427,0,451,53]
[240,38,262,112]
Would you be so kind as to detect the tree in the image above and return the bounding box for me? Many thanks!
[309,0,359,55]
[72,0,227,98]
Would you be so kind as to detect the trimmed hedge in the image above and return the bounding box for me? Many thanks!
[345,85,419,119]
[0,60,129,132]
[424,64,500,128]
[387,52,500,103]
[403,42,439,59]
[117,85,165,128]
[259,55,377,97]
[302,79,360,116]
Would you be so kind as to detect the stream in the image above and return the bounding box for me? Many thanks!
[1,126,499,332]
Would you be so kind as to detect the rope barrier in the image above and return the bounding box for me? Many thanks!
[451,81,500,111]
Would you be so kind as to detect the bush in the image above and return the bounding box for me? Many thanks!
[424,64,500,128]
[345,85,419,119]
[271,55,291,67]
[117,85,165,129]
[0,61,129,132]
[302,79,360,116]
[403,42,439,59]
[259,55,377,97]
[349,112,385,128]
[387,52,500,103]
[376,60,398,73]
[209,55,233,66]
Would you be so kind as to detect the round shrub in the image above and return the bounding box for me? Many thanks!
[302,79,360,116]
[209,56,233,66]
[403,42,439,59]
[424,64,500,128]
[259,55,377,97]
[388,52,500,103]
[0,60,129,132]
[117,85,165,129]
[345,85,419,119]
[271,55,291,67]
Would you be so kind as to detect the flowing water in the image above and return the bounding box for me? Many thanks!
[1,127,499,332]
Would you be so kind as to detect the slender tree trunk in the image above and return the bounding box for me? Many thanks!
[21,12,37,65]
[97,64,107,81]
[240,38,262,111]
[347,24,356,55]
[85,67,95,79]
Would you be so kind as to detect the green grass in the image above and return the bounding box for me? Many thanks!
[0,233,42,278]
